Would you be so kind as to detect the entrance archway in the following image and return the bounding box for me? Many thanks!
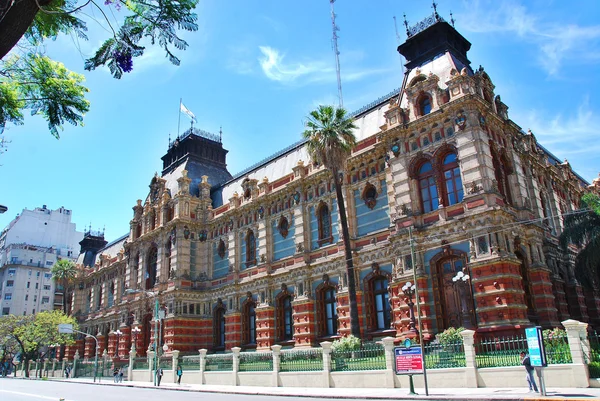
[431,249,476,330]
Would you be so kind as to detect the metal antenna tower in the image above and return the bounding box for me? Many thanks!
[330,0,343,108]
[393,16,407,73]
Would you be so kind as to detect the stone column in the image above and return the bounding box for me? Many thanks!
[271,344,281,387]
[562,319,590,387]
[199,349,207,385]
[147,351,155,383]
[320,341,332,388]
[231,347,241,386]
[382,337,396,388]
[128,348,136,382]
[459,329,478,388]
[73,350,79,379]
[171,350,179,383]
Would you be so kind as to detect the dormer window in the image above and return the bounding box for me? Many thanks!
[418,95,432,116]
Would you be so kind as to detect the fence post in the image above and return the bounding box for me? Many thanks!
[562,319,590,387]
[171,350,179,383]
[147,351,155,383]
[271,344,281,387]
[231,347,241,386]
[128,348,136,382]
[459,329,478,388]
[73,351,79,379]
[320,341,332,388]
[199,349,207,385]
[381,337,396,388]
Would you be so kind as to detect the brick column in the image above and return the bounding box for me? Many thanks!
[459,329,478,388]
[320,341,332,388]
[292,296,316,347]
[255,304,275,350]
[225,312,242,350]
[562,319,590,387]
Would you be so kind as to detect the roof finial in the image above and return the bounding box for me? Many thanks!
[432,1,440,20]
[168,132,171,147]
[219,126,222,143]
[450,10,455,27]
[403,13,410,36]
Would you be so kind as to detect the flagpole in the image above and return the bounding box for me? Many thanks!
[178,98,182,136]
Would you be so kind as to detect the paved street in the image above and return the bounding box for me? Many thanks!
[1,377,600,401]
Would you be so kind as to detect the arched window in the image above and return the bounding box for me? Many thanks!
[278,216,289,238]
[442,153,464,206]
[491,146,513,206]
[362,184,378,209]
[213,305,226,349]
[372,277,390,330]
[279,295,294,341]
[419,96,432,116]
[317,284,338,337]
[246,230,256,267]
[96,286,103,310]
[418,161,439,213]
[165,239,172,278]
[317,203,332,246]
[108,282,114,307]
[86,290,91,314]
[146,245,158,290]
[242,299,257,346]
[217,239,226,259]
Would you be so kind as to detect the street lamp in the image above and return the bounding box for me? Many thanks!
[401,281,418,333]
[58,324,100,383]
[113,329,122,358]
[452,269,475,330]
[131,326,141,352]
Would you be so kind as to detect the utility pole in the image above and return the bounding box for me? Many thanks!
[409,227,429,396]
[330,0,343,108]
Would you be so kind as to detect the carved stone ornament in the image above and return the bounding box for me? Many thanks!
[371,262,380,272]
[183,226,190,239]
[293,191,301,205]
[455,112,466,131]
[260,254,266,263]
[257,206,264,219]
[467,181,483,194]
[198,230,208,242]
[391,143,401,157]
[322,273,330,284]
[296,242,304,253]
[278,216,289,238]
[170,228,177,245]
[479,114,486,130]
[227,219,234,230]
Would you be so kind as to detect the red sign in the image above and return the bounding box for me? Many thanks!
[394,347,423,374]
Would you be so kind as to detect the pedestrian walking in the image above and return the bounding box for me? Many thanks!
[64,366,69,379]
[520,351,539,393]
[156,366,163,386]
[118,367,124,383]
[113,366,119,383]
[176,365,182,384]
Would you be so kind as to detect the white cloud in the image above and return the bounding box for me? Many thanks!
[457,0,600,75]
[514,98,600,180]
[257,46,388,86]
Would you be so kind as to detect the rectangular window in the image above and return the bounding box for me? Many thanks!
[44,273,52,279]
[6,280,14,287]
[25,295,28,301]
[37,271,40,277]
[10,257,18,264]
[34,295,37,302]
[28,270,32,276]
[43,285,51,291]
[32,309,35,314]
[41,297,50,304]
[27,282,30,289]
[2,307,9,315]
[35,283,39,290]
[46,261,53,266]
[8,268,16,275]
[4,294,12,300]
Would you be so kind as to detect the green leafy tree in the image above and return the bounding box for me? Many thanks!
[0,311,77,377]
[0,0,198,137]
[302,105,361,338]
[51,259,78,314]
[560,193,600,288]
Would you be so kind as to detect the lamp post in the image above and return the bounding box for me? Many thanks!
[452,269,474,330]
[57,324,99,383]
[114,329,122,358]
[152,295,159,387]
[401,281,418,333]
[131,326,141,352]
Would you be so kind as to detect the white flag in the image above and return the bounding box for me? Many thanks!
[180,102,197,122]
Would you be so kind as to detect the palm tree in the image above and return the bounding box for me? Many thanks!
[559,193,600,288]
[303,105,361,338]
[51,259,77,314]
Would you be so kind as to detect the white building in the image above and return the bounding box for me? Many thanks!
[0,205,83,316]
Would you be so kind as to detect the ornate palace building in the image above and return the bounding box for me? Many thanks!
[66,12,600,360]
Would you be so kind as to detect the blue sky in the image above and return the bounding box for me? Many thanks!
[1,0,599,243]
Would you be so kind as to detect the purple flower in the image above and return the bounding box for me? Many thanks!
[114,51,133,73]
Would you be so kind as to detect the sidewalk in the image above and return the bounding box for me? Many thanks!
[59,377,600,401]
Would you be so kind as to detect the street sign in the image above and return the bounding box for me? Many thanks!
[58,324,74,334]
[394,346,423,374]
[526,327,547,367]
[404,338,412,349]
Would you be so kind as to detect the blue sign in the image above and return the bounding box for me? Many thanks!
[404,338,412,349]
[525,327,547,367]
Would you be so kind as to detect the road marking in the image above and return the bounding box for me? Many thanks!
[0,389,74,400]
